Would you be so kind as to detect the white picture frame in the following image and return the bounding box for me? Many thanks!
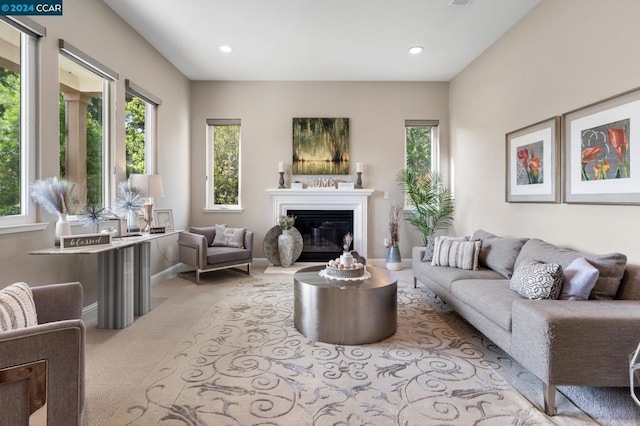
[153,209,174,230]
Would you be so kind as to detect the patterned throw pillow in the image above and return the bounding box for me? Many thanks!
[0,282,38,331]
[212,226,246,248]
[421,236,436,262]
[431,237,481,270]
[510,259,563,300]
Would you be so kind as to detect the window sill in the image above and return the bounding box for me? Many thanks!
[203,207,244,213]
[0,222,49,235]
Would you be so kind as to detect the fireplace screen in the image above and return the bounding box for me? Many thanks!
[287,209,354,262]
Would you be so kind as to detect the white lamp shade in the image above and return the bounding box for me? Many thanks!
[129,174,164,198]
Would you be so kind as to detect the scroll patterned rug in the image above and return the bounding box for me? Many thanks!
[107,275,594,425]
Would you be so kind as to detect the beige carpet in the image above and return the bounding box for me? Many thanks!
[84,267,597,425]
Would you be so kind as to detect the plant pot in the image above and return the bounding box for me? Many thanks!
[278,228,295,268]
[386,245,401,271]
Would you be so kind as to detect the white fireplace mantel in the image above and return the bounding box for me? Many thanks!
[266,188,374,258]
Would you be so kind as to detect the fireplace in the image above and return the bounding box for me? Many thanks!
[267,188,374,260]
[287,209,354,262]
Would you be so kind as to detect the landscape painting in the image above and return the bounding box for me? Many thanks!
[292,118,349,175]
[580,119,630,181]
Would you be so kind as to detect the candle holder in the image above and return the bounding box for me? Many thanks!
[355,172,363,189]
[278,171,285,189]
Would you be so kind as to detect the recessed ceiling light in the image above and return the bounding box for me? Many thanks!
[220,46,232,53]
[408,46,423,55]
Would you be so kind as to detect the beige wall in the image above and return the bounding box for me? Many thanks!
[189,81,449,260]
[450,0,640,263]
[0,0,190,305]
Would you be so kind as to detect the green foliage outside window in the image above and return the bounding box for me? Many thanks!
[0,68,20,216]
[125,95,146,178]
[406,126,431,176]
[212,125,240,205]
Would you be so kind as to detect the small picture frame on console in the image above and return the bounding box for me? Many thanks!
[505,116,561,203]
[153,209,174,231]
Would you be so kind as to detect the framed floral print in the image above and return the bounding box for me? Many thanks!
[506,116,561,203]
[564,87,640,204]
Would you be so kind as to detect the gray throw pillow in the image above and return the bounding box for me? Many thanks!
[560,257,600,301]
[189,226,216,246]
[478,237,528,279]
[510,258,563,300]
[421,236,436,262]
[212,226,246,248]
[515,238,626,300]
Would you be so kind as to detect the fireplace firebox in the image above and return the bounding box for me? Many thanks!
[287,209,354,262]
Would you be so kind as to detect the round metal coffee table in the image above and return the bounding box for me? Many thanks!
[293,265,397,345]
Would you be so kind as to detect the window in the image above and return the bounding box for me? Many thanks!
[206,119,241,210]
[125,79,160,178]
[0,18,41,226]
[59,40,117,214]
[404,120,439,208]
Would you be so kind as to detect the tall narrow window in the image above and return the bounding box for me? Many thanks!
[59,40,117,214]
[125,79,160,178]
[206,119,241,209]
[0,18,41,225]
[404,120,439,208]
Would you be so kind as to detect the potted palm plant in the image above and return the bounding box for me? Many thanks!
[397,169,455,245]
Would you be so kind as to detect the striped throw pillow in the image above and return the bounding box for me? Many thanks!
[0,282,38,331]
[431,237,481,270]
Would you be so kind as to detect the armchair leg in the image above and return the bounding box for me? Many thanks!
[543,383,556,416]
[414,277,417,288]
[246,264,251,275]
[196,270,200,284]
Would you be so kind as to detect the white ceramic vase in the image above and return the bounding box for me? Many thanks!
[55,212,71,247]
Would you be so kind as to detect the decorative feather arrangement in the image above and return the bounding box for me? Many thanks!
[114,182,144,216]
[29,177,75,215]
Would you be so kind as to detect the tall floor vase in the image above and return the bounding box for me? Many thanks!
[386,245,402,271]
[278,229,295,268]
[55,213,71,247]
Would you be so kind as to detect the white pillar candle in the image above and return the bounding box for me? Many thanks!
[278,162,285,172]
[356,162,363,173]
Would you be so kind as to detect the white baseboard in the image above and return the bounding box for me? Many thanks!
[82,302,97,324]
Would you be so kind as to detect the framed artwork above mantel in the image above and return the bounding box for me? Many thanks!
[292,118,349,175]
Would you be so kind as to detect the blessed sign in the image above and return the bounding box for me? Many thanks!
[60,233,112,249]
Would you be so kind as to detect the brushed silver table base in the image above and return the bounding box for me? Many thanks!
[293,265,397,345]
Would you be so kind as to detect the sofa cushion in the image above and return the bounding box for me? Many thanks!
[471,229,528,279]
[431,238,481,270]
[212,225,246,249]
[451,279,518,331]
[560,257,600,301]
[515,238,627,300]
[510,259,563,300]
[419,263,504,292]
[189,226,216,246]
[207,246,251,264]
[0,282,38,331]
[421,236,436,262]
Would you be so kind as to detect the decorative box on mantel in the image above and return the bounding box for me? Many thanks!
[266,188,374,259]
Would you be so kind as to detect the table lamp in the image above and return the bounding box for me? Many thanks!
[129,174,164,232]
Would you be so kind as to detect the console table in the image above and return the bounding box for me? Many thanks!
[30,231,179,329]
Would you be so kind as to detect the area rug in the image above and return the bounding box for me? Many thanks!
[107,276,594,425]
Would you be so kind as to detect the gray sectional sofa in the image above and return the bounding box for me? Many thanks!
[412,229,640,416]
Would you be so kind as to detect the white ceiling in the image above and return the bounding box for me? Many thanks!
[103,0,539,82]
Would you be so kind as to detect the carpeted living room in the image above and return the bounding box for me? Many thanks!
[1,0,640,425]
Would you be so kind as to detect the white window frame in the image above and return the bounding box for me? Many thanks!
[125,79,161,175]
[403,119,440,210]
[59,40,118,216]
[0,18,45,233]
[205,119,243,212]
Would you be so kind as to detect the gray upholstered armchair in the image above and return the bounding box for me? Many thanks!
[0,281,85,426]
[178,226,253,283]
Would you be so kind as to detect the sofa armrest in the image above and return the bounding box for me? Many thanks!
[0,319,85,425]
[244,231,254,259]
[178,232,207,268]
[511,299,640,387]
[31,282,83,324]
